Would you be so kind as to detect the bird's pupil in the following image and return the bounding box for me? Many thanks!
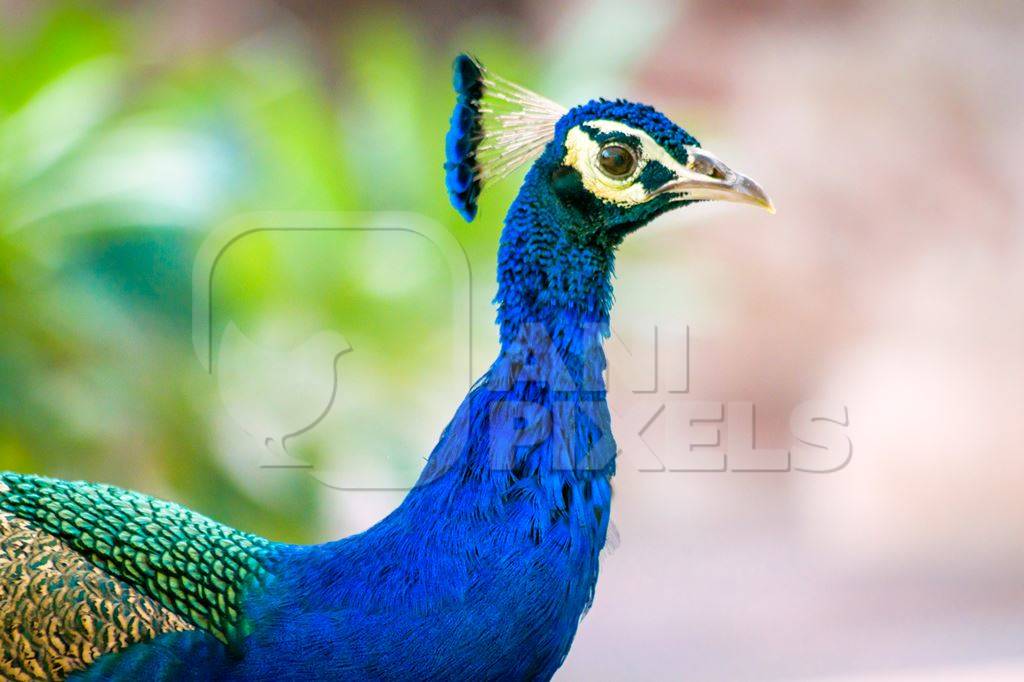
[598,145,635,178]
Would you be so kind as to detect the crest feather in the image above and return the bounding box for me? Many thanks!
[445,54,565,221]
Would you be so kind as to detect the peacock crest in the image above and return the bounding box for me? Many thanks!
[444,54,566,221]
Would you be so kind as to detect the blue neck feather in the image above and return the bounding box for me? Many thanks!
[416,161,617,526]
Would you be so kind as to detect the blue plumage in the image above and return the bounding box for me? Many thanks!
[555,99,701,157]
[8,53,773,681]
[445,54,485,220]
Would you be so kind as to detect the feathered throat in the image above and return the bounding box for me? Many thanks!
[445,54,566,221]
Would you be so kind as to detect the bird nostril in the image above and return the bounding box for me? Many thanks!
[692,157,727,181]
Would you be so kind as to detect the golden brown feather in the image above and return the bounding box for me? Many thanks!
[0,512,191,681]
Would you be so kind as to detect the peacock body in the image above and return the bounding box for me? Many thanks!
[0,54,771,680]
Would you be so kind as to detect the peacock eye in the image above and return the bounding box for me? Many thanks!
[597,144,637,178]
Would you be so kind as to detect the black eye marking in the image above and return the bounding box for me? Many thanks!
[637,160,675,192]
[598,144,637,178]
[580,124,642,148]
[551,164,604,216]
[551,166,575,185]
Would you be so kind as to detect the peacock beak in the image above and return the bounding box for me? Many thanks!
[654,147,775,214]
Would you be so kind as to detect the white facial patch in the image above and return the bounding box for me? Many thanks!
[562,120,689,207]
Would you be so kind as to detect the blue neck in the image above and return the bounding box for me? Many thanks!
[496,167,615,351]
[408,167,618,544]
[493,178,614,394]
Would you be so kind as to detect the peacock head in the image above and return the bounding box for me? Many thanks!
[444,54,773,248]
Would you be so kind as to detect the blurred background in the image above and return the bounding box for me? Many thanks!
[1,0,1023,679]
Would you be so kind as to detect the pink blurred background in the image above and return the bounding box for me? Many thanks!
[574,2,1024,680]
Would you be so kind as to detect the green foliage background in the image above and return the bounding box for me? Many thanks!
[0,5,539,542]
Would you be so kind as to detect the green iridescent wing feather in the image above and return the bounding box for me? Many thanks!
[0,473,274,654]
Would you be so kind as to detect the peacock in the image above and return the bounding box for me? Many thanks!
[0,54,772,681]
